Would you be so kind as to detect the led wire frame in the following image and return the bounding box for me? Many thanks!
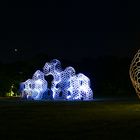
[20,59,93,100]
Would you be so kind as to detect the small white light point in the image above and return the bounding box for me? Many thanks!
[14,48,18,52]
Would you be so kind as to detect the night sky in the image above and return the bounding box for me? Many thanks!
[4,1,140,63]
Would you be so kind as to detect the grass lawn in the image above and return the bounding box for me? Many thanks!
[0,97,140,140]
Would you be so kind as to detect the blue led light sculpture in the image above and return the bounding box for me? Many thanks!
[20,70,48,100]
[67,73,93,100]
[20,59,93,101]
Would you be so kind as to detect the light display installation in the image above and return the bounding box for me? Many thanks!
[130,49,140,98]
[20,59,93,101]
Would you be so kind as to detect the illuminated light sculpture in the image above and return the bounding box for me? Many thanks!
[43,59,63,99]
[52,66,76,100]
[130,50,140,98]
[20,70,48,100]
[67,73,93,100]
[20,59,93,101]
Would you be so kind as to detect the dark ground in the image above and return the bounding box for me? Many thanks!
[0,97,140,140]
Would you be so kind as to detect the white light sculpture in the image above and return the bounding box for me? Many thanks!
[67,73,93,100]
[20,59,93,101]
[43,59,62,99]
[21,70,48,100]
[130,50,140,98]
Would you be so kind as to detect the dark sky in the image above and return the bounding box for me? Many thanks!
[4,1,140,63]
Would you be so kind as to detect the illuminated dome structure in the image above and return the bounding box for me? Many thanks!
[130,50,140,98]
[20,59,93,101]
